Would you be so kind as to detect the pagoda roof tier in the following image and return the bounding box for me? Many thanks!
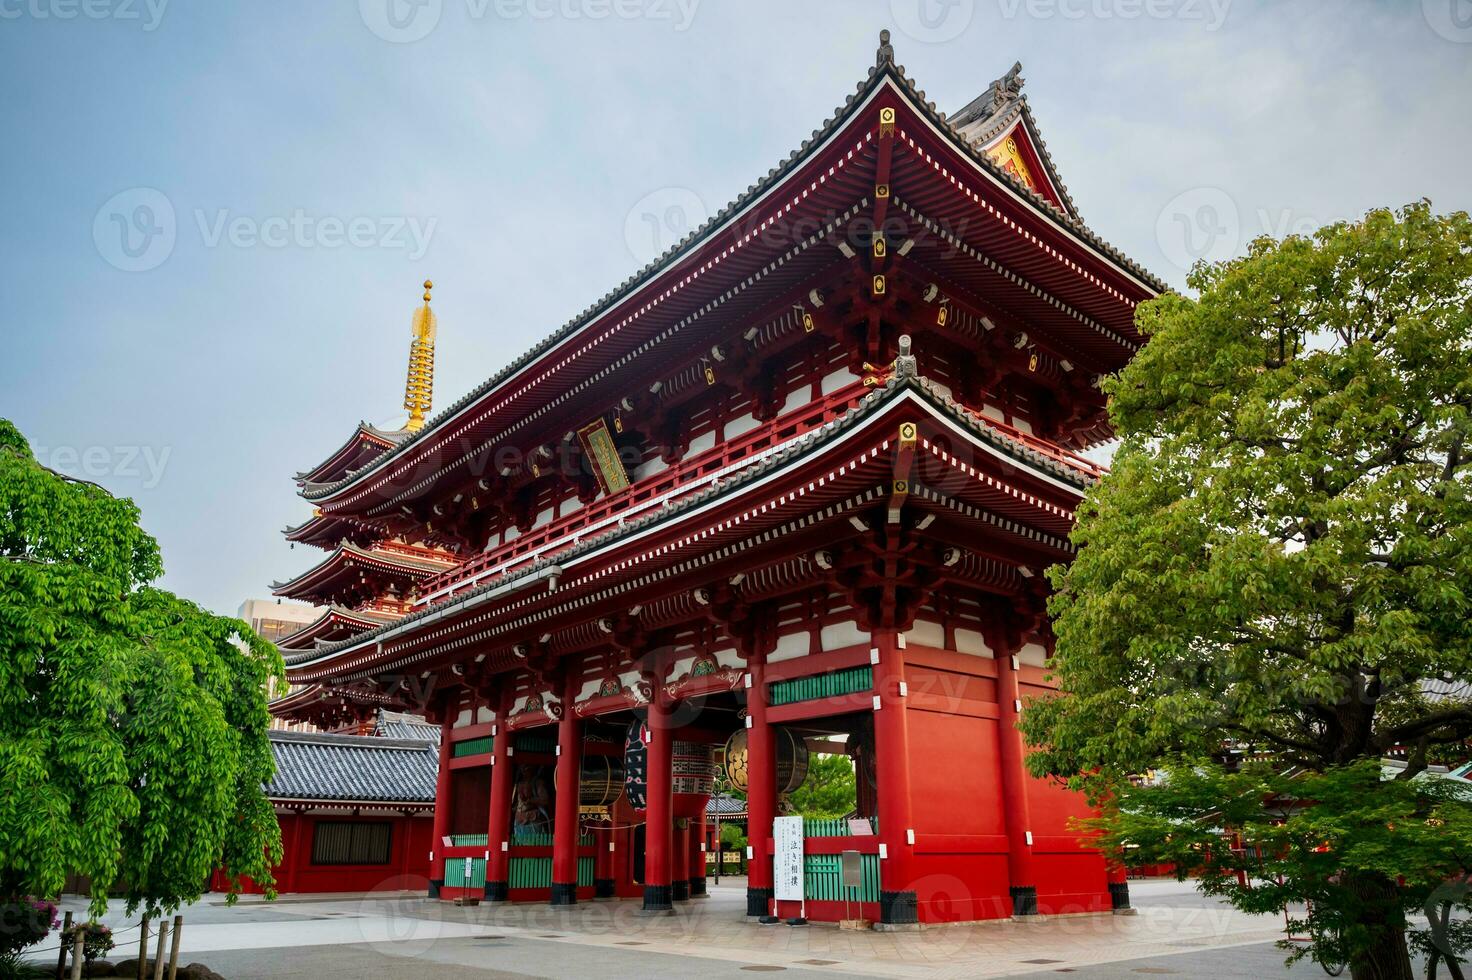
[284,368,1096,685]
[298,42,1160,527]
[275,605,401,651]
[949,62,1076,219]
[283,513,384,551]
[295,422,410,487]
[271,541,459,608]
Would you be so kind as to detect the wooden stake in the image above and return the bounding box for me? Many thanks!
[55,910,72,980]
[167,916,182,980]
[137,915,149,980]
[69,928,83,980]
[152,920,169,980]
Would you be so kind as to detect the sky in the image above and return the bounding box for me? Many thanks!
[2,0,1469,618]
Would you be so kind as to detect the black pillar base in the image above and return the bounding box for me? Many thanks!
[550,882,578,906]
[689,877,707,897]
[1108,881,1132,911]
[746,886,773,918]
[671,878,690,902]
[594,878,616,899]
[879,889,919,925]
[484,880,508,902]
[1010,885,1039,916]
[428,879,442,899]
[641,883,674,913]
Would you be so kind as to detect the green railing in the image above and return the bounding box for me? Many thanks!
[444,856,487,888]
[803,853,880,902]
[768,666,873,706]
[506,855,596,888]
[449,833,489,847]
[513,732,556,753]
[452,736,494,758]
[801,815,878,837]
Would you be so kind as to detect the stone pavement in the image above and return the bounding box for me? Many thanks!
[30,878,1327,978]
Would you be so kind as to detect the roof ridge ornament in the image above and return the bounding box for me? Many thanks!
[403,279,436,432]
[876,29,894,67]
[894,334,917,378]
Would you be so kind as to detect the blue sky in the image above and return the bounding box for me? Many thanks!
[2,0,1469,617]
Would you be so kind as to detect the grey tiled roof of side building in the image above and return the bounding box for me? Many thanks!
[265,728,438,804]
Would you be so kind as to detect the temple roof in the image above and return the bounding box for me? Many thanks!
[275,605,400,651]
[283,513,383,550]
[271,541,458,605]
[294,421,411,487]
[949,62,1077,219]
[283,366,1098,674]
[298,37,1162,510]
[265,728,437,804]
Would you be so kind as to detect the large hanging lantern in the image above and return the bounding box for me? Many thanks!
[721,726,810,795]
[623,719,718,817]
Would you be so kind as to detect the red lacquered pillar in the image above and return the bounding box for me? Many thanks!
[744,652,776,919]
[485,701,513,902]
[872,629,918,925]
[551,682,583,906]
[1107,856,1133,914]
[429,711,455,898]
[996,637,1039,917]
[688,808,708,897]
[641,688,675,913]
[671,821,690,901]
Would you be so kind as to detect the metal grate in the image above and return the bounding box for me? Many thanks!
[768,666,873,706]
[452,736,494,758]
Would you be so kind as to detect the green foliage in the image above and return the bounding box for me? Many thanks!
[786,752,856,819]
[0,420,283,917]
[718,821,746,850]
[1021,204,1472,979]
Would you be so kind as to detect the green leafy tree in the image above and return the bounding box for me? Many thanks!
[786,752,857,819]
[1020,203,1472,980]
[0,419,283,917]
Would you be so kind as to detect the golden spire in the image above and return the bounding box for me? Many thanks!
[403,279,436,432]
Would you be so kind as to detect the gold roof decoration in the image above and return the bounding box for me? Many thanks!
[403,279,436,432]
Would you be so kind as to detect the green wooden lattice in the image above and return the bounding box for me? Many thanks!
[768,666,873,706]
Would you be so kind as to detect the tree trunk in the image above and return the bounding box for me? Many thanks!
[1346,873,1415,980]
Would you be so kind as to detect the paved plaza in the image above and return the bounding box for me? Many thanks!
[30,878,1412,978]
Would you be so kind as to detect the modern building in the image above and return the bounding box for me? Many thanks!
[270,35,1163,926]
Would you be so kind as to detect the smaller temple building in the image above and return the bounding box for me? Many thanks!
[215,710,440,895]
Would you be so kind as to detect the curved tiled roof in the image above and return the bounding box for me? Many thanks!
[284,370,1096,672]
[265,729,437,804]
[300,39,1162,507]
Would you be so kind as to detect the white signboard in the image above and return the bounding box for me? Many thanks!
[773,815,805,902]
